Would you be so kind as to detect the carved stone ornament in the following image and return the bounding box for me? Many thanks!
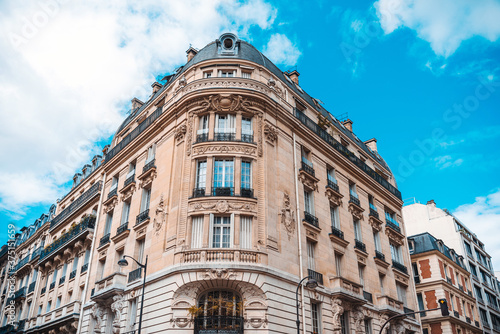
[263,123,278,143]
[385,227,405,246]
[331,298,344,330]
[154,194,167,236]
[368,216,383,231]
[175,124,187,141]
[348,203,364,221]
[379,314,390,334]
[201,268,239,280]
[192,144,257,156]
[298,172,318,192]
[111,294,125,334]
[280,192,296,240]
[186,114,194,156]
[170,317,192,328]
[139,170,157,189]
[189,200,256,213]
[246,317,268,329]
[104,198,118,214]
[91,303,104,334]
[325,188,343,207]
[353,307,365,334]
[120,185,135,202]
[394,322,405,334]
[175,285,199,300]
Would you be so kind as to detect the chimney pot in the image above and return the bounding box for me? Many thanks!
[427,199,436,206]
[342,119,353,132]
[131,98,144,111]
[287,70,300,85]
[186,47,198,62]
[151,82,162,94]
[364,138,377,152]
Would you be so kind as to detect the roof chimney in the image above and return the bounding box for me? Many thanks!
[427,199,436,206]
[186,46,198,62]
[131,98,144,110]
[342,119,353,132]
[151,82,162,95]
[287,70,300,84]
[364,138,377,152]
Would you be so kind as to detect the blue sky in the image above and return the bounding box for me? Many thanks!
[1,0,499,265]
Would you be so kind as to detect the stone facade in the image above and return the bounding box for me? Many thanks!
[0,33,419,334]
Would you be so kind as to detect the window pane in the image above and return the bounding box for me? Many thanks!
[241,161,251,189]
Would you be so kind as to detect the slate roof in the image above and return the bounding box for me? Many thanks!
[409,232,467,270]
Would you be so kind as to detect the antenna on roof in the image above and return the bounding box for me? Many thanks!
[335,112,348,122]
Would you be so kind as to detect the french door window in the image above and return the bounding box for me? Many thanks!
[213,159,234,195]
[211,216,231,248]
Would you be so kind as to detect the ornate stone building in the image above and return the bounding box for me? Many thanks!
[1,33,420,334]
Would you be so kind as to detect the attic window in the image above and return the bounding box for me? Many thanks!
[223,38,233,49]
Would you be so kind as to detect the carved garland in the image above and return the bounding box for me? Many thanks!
[188,200,256,213]
[280,192,296,240]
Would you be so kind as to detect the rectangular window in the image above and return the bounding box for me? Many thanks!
[46,301,51,312]
[52,268,58,284]
[396,283,407,306]
[191,216,204,249]
[307,241,315,271]
[219,70,235,77]
[301,147,313,167]
[364,319,372,334]
[340,312,349,334]
[385,210,398,226]
[126,161,136,178]
[121,201,130,225]
[61,262,68,279]
[417,293,425,311]
[241,161,252,189]
[327,167,337,184]
[354,220,362,241]
[358,265,365,288]
[56,296,61,308]
[349,182,358,198]
[110,175,119,192]
[373,231,381,252]
[480,308,489,326]
[198,115,209,135]
[129,298,138,328]
[215,114,236,134]
[242,71,251,79]
[203,71,212,78]
[311,302,321,334]
[211,216,232,248]
[330,206,340,229]
[213,159,234,189]
[475,285,483,301]
[72,256,79,272]
[304,190,314,215]
[390,243,403,263]
[240,216,252,249]
[412,263,420,283]
[196,160,207,189]
[470,263,478,277]
[464,241,473,257]
[84,249,90,265]
[335,253,342,276]
[38,305,42,316]
[140,188,151,213]
[104,212,113,235]
[242,117,252,135]
[368,195,377,212]
[146,144,156,163]
[137,239,145,264]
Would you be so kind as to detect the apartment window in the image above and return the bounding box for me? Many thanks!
[72,256,79,273]
[358,265,365,288]
[368,195,377,212]
[104,211,113,235]
[215,114,236,137]
[240,216,252,249]
[327,167,337,185]
[146,144,156,163]
[121,201,130,225]
[412,263,420,283]
[470,263,478,277]
[140,187,151,213]
[196,160,207,189]
[241,161,252,189]
[304,190,314,215]
[416,293,425,313]
[211,215,232,248]
[126,161,136,179]
[396,283,407,306]
[219,70,235,77]
[52,268,58,284]
[464,241,473,257]
[198,115,209,138]
[390,243,403,263]
[353,220,362,242]
[203,71,212,78]
[56,296,61,308]
[330,206,340,230]
[26,301,32,319]
[129,298,138,329]
[449,293,455,310]
[364,319,372,334]
[385,210,398,226]
[98,259,105,280]
[373,230,382,252]
[379,274,385,294]
[241,71,251,79]
[242,117,253,141]
[349,181,358,198]
[311,302,321,334]
[61,262,68,281]
[84,249,90,266]
[46,301,52,312]
[213,159,234,195]
[340,312,349,334]
[110,175,119,192]
[301,147,313,167]
[480,308,489,326]
[475,285,484,301]
[335,253,342,276]
[307,241,316,271]
[191,216,204,249]
[37,305,42,316]
[137,239,145,264]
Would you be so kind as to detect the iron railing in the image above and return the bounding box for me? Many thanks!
[59,276,66,285]
[108,188,118,199]
[99,233,111,247]
[212,187,234,196]
[369,207,379,219]
[128,268,142,283]
[214,132,236,141]
[466,317,471,324]
[331,227,344,239]
[136,209,150,225]
[124,175,135,187]
[117,223,129,236]
[304,211,319,228]
[404,307,416,319]
[105,106,163,163]
[143,159,156,174]
[375,251,385,261]
[192,188,206,198]
[355,239,366,252]
[386,220,401,233]
[49,282,55,290]
[14,256,29,272]
[349,194,361,206]
[294,109,402,199]
[363,291,373,303]
[30,247,41,261]
[50,181,102,230]
[326,180,339,192]
[392,261,408,274]
[300,161,315,176]
[454,311,459,318]
[81,263,88,273]
[241,134,254,143]
[69,270,77,280]
[194,316,244,334]
[28,282,36,294]
[308,269,324,285]
[240,187,254,198]
[196,133,209,143]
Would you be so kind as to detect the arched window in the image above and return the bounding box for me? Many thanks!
[195,290,244,333]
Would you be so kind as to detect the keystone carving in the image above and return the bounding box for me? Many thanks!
[200,268,239,280]
[175,124,187,141]
[263,124,278,143]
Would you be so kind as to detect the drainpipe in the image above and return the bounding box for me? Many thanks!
[77,172,106,334]
[293,132,307,334]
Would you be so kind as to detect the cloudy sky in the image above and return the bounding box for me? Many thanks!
[0,0,499,267]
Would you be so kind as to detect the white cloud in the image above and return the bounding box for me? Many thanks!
[433,155,463,169]
[0,0,278,216]
[453,189,500,270]
[263,33,301,67]
[374,0,500,57]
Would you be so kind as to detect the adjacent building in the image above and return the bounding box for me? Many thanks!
[408,232,482,334]
[1,33,420,334]
[404,200,500,333]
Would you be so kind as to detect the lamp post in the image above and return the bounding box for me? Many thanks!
[118,255,148,334]
[296,275,318,334]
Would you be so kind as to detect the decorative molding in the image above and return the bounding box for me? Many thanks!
[348,202,364,221]
[368,216,383,231]
[385,227,405,246]
[325,187,343,207]
[175,124,187,142]
[186,114,194,156]
[192,144,256,156]
[298,171,319,192]
[120,184,136,202]
[153,194,167,236]
[110,294,125,334]
[90,303,105,334]
[280,192,296,240]
[139,169,157,189]
[103,198,118,214]
[353,306,365,334]
[331,298,344,330]
[188,200,256,213]
[200,268,239,280]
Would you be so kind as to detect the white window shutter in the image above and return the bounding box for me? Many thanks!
[209,214,214,248]
[230,213,235,247]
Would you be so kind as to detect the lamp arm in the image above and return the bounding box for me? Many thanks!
[123,255,146,268]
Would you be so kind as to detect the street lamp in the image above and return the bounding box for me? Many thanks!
[118,255,148,334]
[296,275,318,334]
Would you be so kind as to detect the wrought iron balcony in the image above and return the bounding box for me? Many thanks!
[240,187,254,198]
[41,215,96,262]
[128,267,142,283]
[143,159,156,173]
[196,133,209,143]
[375,251,385,261]
[124,175,135,187]
[300,161,315,176]
[392,261,408,274]
[136,209,150,225]
[192,188,206,198]
[49,282,55,290]
[214,132,236,141]
[30,247,41,261]
[446,277,452,284]
[404,307,415,319]
[331,227,344,240]
[466,317,471,324]
[69,270,77,280]
[369,204,379,218]
[81,263,88,273]
[41,287,46,295]
[212,187,234,196]
[117,223,129,236]
[12,287,26,301]
[108,187,118,199]
[414,275,420,284]
[454,311,459,318]
[458,284,464,292]
[293,108,402,199]
[50,181,102,230]
[194,315,244,334]
[99,233,111,247]
[28,282,36,294]
[468,290,473,297]
[241,134,254,143]
[303,211,319,228]
[475,321,480,327]
[308,269,323,285]
[14,255,29,272]
[327,179,339,192]
[17,320,25,331]
[386,220,401,233]
[355,239,366,252]
[349,194,361,206]
[363,291,373,303]
[59,276,66,285]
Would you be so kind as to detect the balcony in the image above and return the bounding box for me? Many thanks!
[12,287,26,302]
[468,290,473,297]
[107,187,118,199]
[81,263,88,273]
[293,109,402,199]
[124,175,135,187]
[349,194,361,206]
[128,267,142,283]
[375,251,386,261]
[458,284,464,292]
[50,181,102,230]
[466,317,471,324]
[214,132,236,141]
[386,220,401,234]
[363,291,373,303]
[392,261,408,275]
[404,307,416,319]
[30,247,41,262]
[212,187,234,197]
[92,273,127,302]
[241,133,254,143]
[194,315,244,334]
[446,277,452,284]
[331,227,344,240]
[369,204,379,219]
[69,270,77,280]
[143,159,156,174]
[99,233,111,248]
[475,321,480,327]
[240,187,254,198]
[14,255,29,272]
[454,311,459,318]
[192,188,206,198]
[327,179,339,192]
[355,239,366,253]
[40,215,96,264]
[59,276,66,285]
[196,133,209,143]
[300,161,315,177]
[117,223,129,236]
[308,269,323,285]
[136,209,150,225]
[303,211,319,228]
[28,282,36,294]
[180,249,266,265]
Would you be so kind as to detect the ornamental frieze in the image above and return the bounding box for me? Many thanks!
[192,144,257,156]
[188,199,256,213]
[180,79,272,97]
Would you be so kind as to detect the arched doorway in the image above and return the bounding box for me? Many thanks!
[194,290,244,334]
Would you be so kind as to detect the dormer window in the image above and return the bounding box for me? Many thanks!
[218,33,239,55]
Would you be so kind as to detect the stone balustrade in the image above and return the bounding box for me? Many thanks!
[179,249,266,265]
